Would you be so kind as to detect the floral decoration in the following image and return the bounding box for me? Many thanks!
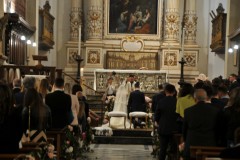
[61,125,83,160]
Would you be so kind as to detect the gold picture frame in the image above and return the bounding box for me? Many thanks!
[103,0,163,40]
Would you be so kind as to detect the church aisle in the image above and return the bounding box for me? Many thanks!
[86,144,156,160]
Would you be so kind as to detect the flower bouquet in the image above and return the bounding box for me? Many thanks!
[61,125,83,160]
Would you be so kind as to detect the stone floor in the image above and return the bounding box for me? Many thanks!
[85,144,156,160]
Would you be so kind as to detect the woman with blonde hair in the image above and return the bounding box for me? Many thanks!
[38,78,50,101]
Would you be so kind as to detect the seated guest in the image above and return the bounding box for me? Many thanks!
[223,87,240,147]
[155,84,178,160]
[0,84,23,153]
[220,127,240,159]
[22,88,51,142]
[45,78,72,129]
[218,85,229,107]
[183,89,220,160]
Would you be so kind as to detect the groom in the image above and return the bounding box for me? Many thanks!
[127,82,146,127]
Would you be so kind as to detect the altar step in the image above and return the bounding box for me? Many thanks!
[93,129,153,145]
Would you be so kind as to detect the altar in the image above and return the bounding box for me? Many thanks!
[94,69,167,93]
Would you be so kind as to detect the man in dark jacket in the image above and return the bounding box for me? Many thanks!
[183,89,220,159]
[155,84,178,160]
[45,78,72,129]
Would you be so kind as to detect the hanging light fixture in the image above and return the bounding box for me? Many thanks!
[228,48,233,53]
[26,40,31,45]
[234,44,239,50]
[21,35,26,41]
[32,42,37,47]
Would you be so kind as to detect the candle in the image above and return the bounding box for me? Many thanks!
[81,68,84,77]
[181,28,185,59]
[78,25,81,56]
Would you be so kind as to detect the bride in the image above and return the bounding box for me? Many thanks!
[108,77,132,129]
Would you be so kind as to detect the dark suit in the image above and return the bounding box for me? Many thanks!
[183,101,220,159]
[12,87,21,95]
[220,145,240,159]
[45,90,72,129]
[151,91,165,113]
[14,91,25,106]
[155,96,178,160]
[127,89,146,113]
[229,80,240,93]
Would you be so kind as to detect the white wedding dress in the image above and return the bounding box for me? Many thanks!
[108,80,132,129]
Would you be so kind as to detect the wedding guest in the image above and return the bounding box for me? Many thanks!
[151,84,166,113]
[15,76,36,106]
[183,89,220,159]
[22,88,51,142]
[155,84,178,160]
[222,87,240,147]
[176,82,195,118]
[220,127,240,159]
[72,84,89,118]
[12,78,22,95]
[218,85,229,107]
[78,101,86,132]
[0,84,23,153]
[64,83,80,126]
[38,78,51,102]
[45,78,72,129]
[105,77,116,96]
[228,73,240,93]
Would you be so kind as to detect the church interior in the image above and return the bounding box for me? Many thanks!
[0,0,240,159]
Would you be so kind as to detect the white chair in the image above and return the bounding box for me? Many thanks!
[129,112,148,129]
[108,111,127,129]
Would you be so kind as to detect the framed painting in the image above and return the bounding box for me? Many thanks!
[104,0,163,40]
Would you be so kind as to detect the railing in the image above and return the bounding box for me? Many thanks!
[0,65,61,84]
[62,71,104,125]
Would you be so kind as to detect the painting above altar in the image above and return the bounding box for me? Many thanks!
[104,0,163,40]
[106,51,158,70]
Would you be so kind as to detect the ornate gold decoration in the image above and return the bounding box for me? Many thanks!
[87,49,101,64]
[95,69,166,92]
[87,6,102,39]
[184,11,198,43]
[164,51,177,66]
[67,48,78,65]
[184,52,197,67]
[121,36,144,51]
[164,9,180,40]
[70,7,82,41]
[106,51,158,70]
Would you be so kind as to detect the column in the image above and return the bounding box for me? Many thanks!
[70,0,82,41]
[183,0,197,44]
[86,0,103,40]
[164,0,180,42]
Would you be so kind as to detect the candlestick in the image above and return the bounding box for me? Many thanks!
[78,25,81,56]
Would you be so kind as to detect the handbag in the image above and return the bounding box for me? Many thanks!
[21,130,47,143]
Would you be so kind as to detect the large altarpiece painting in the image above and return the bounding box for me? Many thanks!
[106,51,158,70]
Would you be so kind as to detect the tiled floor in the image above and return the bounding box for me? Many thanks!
[85,144,156,160]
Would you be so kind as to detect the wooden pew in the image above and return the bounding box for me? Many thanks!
[0,144,42,160]
[205,158,239,160]
[46,130,66,160]
[190,146,225,160]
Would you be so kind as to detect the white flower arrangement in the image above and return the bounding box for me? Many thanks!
[65,146,73,153]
